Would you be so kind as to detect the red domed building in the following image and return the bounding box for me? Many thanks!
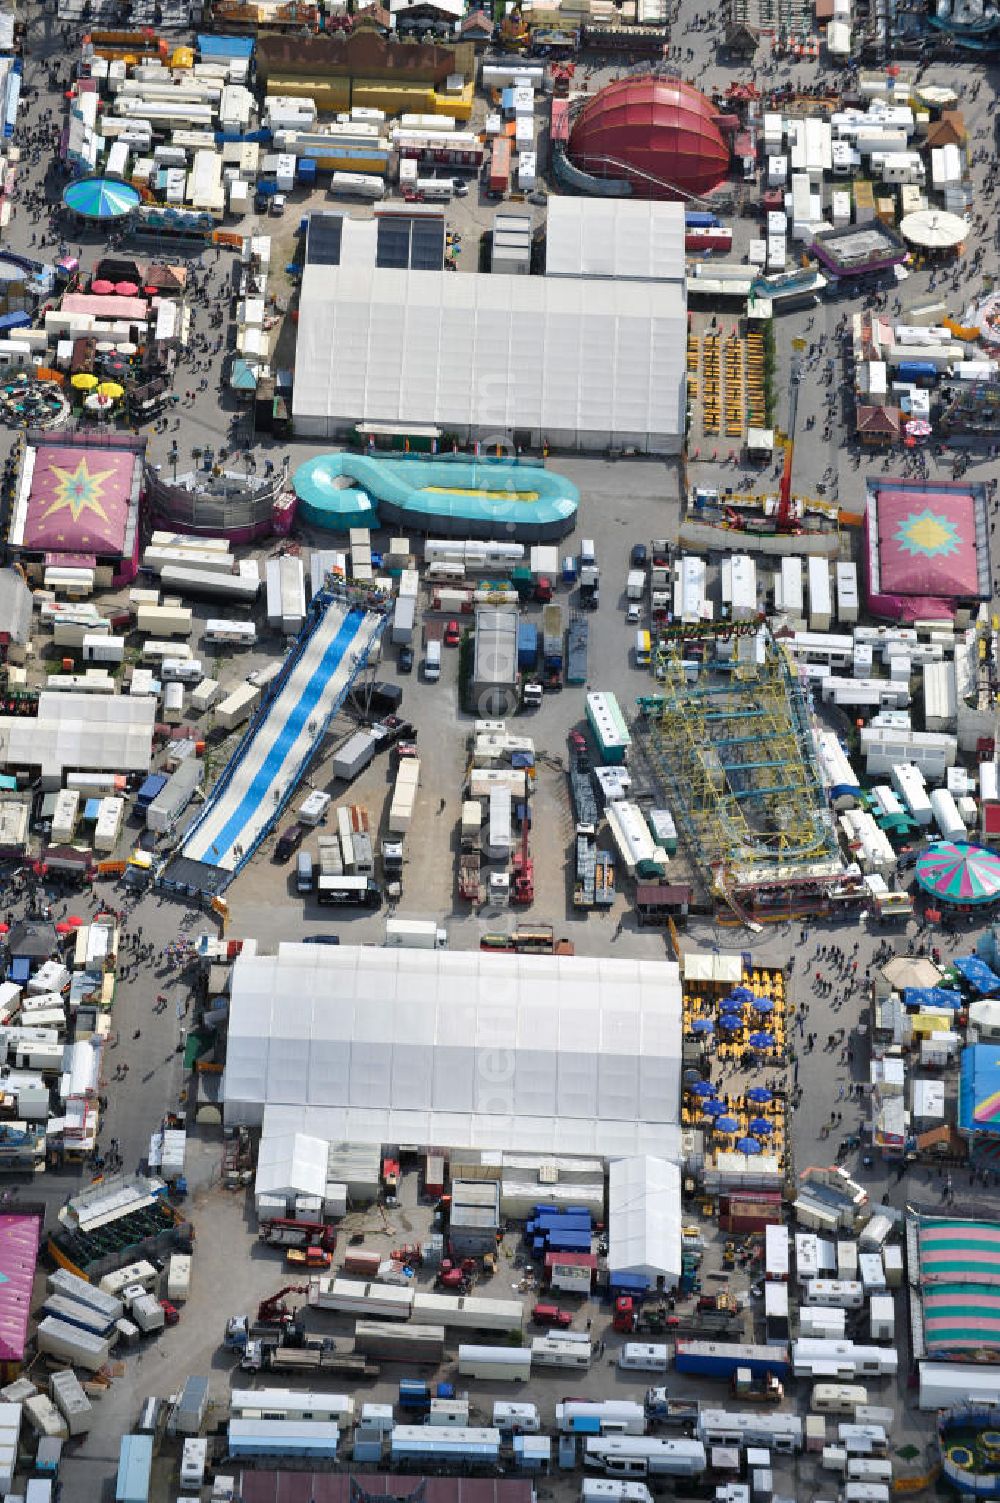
[568,77,731,199]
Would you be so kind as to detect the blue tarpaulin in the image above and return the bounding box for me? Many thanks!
[903,986,964,1011]
[954,955,1000,996]
[196,33,254,59]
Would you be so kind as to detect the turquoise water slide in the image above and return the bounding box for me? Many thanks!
[294,452,579,542]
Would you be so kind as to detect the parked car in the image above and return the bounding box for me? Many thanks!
[398,645,414,674]
[631,543,648,568]
[274,823,305,862]
[444,619,461,647]
[626,603,642,624]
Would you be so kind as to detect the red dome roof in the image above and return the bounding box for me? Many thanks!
[569,77,730,199]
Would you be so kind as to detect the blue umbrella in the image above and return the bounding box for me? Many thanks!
[689,1080,716,1097]
[715,1116,740,1133]
[737,1137,762,1155]
[703,1098,727,1117]
[750,1031,776,1049]
[746,1086,772,1104]
[753,996,774,1014]
[719,1003,743,1017]
[730,986,753,1002]
[750,1117,773,1135]
[720,1014,742,1031]
[691,1018,715,1035]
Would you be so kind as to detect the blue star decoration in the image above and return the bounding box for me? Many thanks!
[893,508,962,559]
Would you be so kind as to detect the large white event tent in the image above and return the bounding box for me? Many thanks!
[607,1154,683,1290]
[224,943,683,1159]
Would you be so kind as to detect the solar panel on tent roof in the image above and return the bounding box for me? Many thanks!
[412,218,445,270]
[306,215,343,267]
[375,215,445,271]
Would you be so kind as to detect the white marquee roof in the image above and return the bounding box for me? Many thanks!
[292,259,686,448]
[545,198,685,282]
[0,692,155,782]
[607,1154,683,1285]
[225,944,683,1158]
[254,1130,329,1203]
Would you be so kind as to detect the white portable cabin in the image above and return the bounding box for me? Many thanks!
[697,1410,802,1452]
[457,1345,531,1381]
[807,558,832,631]
[777,557,804,621]
[494,1402,540,1433]
[203,619,257,647]
[890,762,932,825]
[765,1224,790,1280]
[531,1335,592,1370]
[93,797,125,854]
[836,563,858,624]
[557,1402,647,1435]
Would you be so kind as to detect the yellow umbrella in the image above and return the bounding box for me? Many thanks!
[97,381,124,400]
[71,372,99,391]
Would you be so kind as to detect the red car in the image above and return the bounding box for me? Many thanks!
[531,1302,572,1328]
[444,620,461,647]
[159,1299,180,1326]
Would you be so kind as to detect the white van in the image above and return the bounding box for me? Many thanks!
[812,1383,868,1416]
[580,538,596,567]
[842,1486,890,1503]
[618,1344,668,1373]
[424,640,441,682]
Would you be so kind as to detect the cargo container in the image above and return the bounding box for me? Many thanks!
[489,137,511,194]
[228,1417,340,1459]
[216,681,261,731]
[586,691,631,764]
[311,1278,413,1319]
[136,604,192,637]
[37,1316,112,1373]
[517,622,539,670]
[146,758,203,835]
[411,1293,524,1333]
[42,1294,117,1338]
[353,1320,444,1363]
[82,633,125,664]
[116,1433,153,1503]
[566,616,588,685]
[392,595,417,646]
[385,918,447,949]
[48,1269,124,1326]
[190,677,219,713]
[332,730,379,783]
[50,1368,93,1436]
[391,1425,500,1466]
[457,1345,531,1381]
[131,1293,165,1333]
[674,1341,791,1380]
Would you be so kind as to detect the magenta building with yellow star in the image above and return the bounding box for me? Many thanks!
[8,436,144,585]
[865,476,991,624]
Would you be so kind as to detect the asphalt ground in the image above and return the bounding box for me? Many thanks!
[1,5,999,1499]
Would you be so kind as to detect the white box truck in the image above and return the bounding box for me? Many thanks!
[385,918,447,949]
[458,1345,532,1381]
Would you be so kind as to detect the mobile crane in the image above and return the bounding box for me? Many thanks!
[512,812,534,905]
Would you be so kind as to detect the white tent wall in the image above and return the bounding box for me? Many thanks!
[607,1155,683,1289]
[254,1131,329,1207]
[223,944,683,1159]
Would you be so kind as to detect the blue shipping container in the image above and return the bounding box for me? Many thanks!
[894,360,937,381]
[296,158,317,182]
[136,774,168,808]
[517,623,538,669]
[685,211,719,228]
[674,1342,790,1380]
